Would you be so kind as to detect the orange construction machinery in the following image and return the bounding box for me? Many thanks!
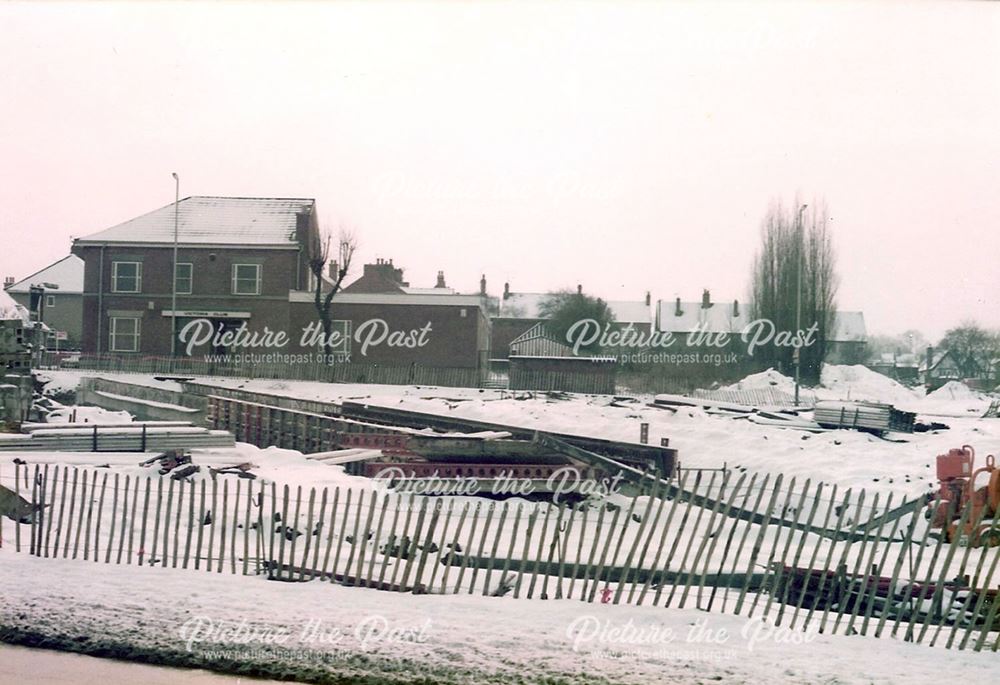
[930,445,1000,547]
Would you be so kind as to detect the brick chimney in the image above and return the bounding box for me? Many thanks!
[645,291,650,306]
[363,258,408,287]
[503,282,510,300]
[577,284,583,295]
[435,271,447,288]
[701,289,711,309]
[3,276,13,289]
[675,297,682,316]
[480,274,487,296]
[328,261,338,279]
[733,299,740,317]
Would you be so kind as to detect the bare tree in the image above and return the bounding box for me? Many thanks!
[750,199,838,384]
[307,226,357,357]
[938,321,1000,380]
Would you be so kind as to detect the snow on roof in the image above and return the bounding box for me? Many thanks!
[829,311,867,342]
[605,300,651,324]
[657,300,750,333]
[498,292,650,323]
[402,287,457,295]
[657,300,866,341]
[6,255,84,294]
[73,196,315,246]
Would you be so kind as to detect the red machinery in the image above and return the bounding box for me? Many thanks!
[930,445,1000,547]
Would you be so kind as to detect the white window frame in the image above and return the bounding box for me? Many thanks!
[231,264,261,295]
[175,262,193,295]
[111,261,142,293]
[45,294,56,308]
[109,316,140,352]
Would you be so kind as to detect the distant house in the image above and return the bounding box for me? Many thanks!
[5,254,84,348]
[868,351,920,383]
[655,291,866,363]
[655,291,749,337]
[825,312,868,364]
[72,196,319,356]
[490,283,652,361]
[920,348,963,387]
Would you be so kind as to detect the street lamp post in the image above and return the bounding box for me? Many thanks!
[171,173,179,370]
[794,203,808,406]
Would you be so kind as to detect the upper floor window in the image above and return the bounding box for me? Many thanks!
[112,261,142,293]
[232,264,261,295]
[175,263,193,295]
[45,295,55,308]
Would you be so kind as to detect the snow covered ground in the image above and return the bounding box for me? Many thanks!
[3,549,999,685]
[38,364,988,501]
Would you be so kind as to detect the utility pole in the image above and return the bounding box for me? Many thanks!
[171,172,180,370]
[794,203,808,406]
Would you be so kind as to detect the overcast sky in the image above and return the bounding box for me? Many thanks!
[2,1,998,340]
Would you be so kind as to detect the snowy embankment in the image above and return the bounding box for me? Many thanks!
[3,549,1000,685]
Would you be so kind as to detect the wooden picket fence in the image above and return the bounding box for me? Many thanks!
[4,461,1000,652]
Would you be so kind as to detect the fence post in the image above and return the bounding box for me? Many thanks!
[365,491,391,587]
[105,472,119,564]
[411,499,444,594]
[91,472,108,562]
[72,470,90,560]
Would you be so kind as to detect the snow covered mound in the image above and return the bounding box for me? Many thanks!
[926,380,988,402]
[722,368,796,393]
[818,364,924,405]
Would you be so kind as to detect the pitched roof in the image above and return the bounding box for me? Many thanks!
[6,255,84,294]
[656,300,867,342]
[605,300,651,324]
[498,292,650,323]
[74,196,315,246]
[829,311,867,342]
[656,300,750,333]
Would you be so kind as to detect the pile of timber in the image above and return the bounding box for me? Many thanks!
[813,401,916,434]
[0,421,235,452]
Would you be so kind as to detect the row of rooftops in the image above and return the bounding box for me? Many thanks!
[5,196,867,341]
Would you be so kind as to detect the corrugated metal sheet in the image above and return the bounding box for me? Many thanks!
[509,322,577,357]
[74,196,315,246]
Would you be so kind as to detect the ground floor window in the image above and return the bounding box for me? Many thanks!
[110,316,140,352]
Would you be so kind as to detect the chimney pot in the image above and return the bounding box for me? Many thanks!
[577,284,582,295]
[480,274,487,296]
[702,289,711,308]
[733,299,740,317]
[645,291,650,306]
[675,297,682,316]
[503,282,510,299]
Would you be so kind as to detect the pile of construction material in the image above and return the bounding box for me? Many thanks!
[0,420,235,452]
[813,400,916,434]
